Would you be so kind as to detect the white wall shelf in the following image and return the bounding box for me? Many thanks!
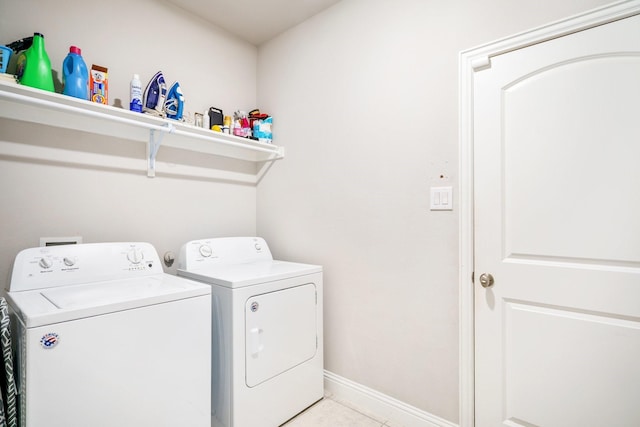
[0,80,284,177]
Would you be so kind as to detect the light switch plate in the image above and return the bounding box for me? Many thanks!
[430,186,453,211]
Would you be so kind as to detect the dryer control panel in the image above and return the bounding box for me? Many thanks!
[178,237,272,270]
[9,242,162,292]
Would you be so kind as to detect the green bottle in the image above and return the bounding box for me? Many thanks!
[19,32,54,92]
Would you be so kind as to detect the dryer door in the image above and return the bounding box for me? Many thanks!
[245,283,317,387]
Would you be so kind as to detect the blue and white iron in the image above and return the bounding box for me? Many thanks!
[143,71,167,116]
[164,81,184,120]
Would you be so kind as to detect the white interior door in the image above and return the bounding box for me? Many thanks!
[473,12,640,427]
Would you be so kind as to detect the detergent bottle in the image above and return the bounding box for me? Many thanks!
[19,32,54,92]
[62,46,89,100]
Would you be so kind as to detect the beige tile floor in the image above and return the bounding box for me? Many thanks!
[283,396,392,427]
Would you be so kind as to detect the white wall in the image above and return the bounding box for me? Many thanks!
[0,0,259,289]
[0,0,257,116]
[256,0,612,423]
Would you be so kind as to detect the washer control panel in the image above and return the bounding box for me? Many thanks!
[177,237,272,270]
[9,242,162,292]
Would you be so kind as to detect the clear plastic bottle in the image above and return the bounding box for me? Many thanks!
[19,32,54,92]
[130,74,143,112]
[62,46,89,100]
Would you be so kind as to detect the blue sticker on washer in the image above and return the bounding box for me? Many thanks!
[40,333,59,349]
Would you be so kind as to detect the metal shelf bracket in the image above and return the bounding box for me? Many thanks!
[147,122,175,177]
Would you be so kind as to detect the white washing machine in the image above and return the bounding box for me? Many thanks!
[6,242,212,427]
[177,237,323,427]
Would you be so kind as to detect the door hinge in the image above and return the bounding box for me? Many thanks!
[471,271,475,284]
[471,55,491,71]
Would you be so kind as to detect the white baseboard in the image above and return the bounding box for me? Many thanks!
[324,370,458,427]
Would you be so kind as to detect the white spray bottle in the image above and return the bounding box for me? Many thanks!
[130,74,143,113]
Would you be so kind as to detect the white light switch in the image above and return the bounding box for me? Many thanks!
[430,186,453,211]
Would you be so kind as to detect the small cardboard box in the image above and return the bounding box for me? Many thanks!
[90,64,108,104]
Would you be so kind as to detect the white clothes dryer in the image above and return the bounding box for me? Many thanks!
[6,242,212,427]
[177,237,323,427]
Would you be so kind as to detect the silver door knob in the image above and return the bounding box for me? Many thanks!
[479,273,494,288]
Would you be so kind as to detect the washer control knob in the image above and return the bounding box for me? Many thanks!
[63,257,76,267]
[38,258,53,269]
[199,245,213,258]
[127,248,144,264]
[255,243,262,251]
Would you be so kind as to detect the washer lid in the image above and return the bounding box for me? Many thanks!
[178,260,322,288]
[6,274,211,328]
